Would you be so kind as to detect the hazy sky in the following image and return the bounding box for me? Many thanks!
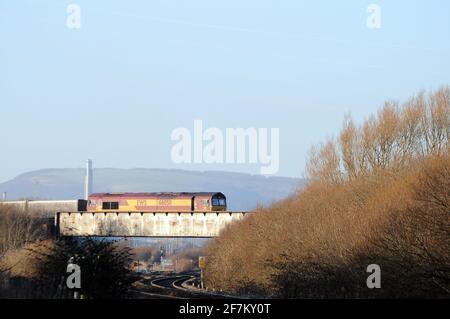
[1,0,449,182]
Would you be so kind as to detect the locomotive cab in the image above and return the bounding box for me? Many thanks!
[211,192,227,211]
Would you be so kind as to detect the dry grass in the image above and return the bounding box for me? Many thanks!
[0,240,54,279]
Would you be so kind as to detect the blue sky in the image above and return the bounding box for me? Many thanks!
[0,0,449,182]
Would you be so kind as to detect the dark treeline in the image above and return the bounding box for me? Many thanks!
[204,87,450,298]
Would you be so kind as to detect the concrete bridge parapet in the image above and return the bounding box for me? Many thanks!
[56,211,248,237]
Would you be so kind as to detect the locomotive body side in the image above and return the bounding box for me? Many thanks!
[87,192,226,212]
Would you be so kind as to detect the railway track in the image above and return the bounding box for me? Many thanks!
[132,273,241,299]
[150,275,194,291]
[131,273,202,299]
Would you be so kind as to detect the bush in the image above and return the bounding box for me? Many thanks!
[204,87,450,298]
[32,238,136,299]
[0,206,45,258]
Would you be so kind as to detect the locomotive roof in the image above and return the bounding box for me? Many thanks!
[89,192,225,198]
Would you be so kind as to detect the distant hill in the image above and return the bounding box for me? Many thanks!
[0,168,304,211]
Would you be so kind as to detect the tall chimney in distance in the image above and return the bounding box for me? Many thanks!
[84,159,93,200]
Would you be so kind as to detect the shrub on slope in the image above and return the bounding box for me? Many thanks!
[204,87,449,298]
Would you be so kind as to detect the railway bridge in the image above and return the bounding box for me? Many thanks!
[56,211,247,237]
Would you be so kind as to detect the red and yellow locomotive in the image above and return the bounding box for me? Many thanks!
[87,192,227,212]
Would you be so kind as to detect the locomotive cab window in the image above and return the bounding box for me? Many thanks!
[102,202,119,210]
[212,198,226,206]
